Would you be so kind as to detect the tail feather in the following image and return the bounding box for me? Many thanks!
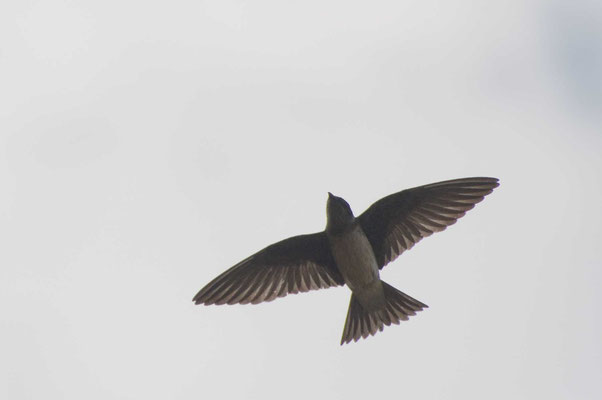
[340,281,427,345]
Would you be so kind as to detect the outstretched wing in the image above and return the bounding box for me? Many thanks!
[358,177,499,269]
[193,232,344,305]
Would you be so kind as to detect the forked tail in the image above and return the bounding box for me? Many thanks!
[340,281,428,345]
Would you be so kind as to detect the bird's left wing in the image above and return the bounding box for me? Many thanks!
[358,177,499,269]
[193,232,344,305]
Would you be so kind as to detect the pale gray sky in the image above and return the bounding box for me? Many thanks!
[1,1,601,399]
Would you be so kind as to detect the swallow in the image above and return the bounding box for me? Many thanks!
[193,177,499,344]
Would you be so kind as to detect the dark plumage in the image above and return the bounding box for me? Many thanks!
[193,177,499,344]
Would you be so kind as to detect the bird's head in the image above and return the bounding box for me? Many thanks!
[326,192,355,233]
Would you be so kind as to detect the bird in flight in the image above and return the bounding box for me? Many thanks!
[193,177,499,344]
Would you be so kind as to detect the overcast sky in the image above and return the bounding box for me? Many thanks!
[1,1,601,399]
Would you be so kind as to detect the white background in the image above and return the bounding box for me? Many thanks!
[1,1,601,399]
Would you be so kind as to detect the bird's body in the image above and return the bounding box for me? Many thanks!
[327,221,384,311]
[193,177,499,344]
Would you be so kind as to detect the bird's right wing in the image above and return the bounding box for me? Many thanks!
[193,232,344,305]
[358,177,499,269]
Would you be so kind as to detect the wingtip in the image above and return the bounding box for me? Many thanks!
[192,292,206,305]
[485,176,500,186]
[484,177,500,190]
